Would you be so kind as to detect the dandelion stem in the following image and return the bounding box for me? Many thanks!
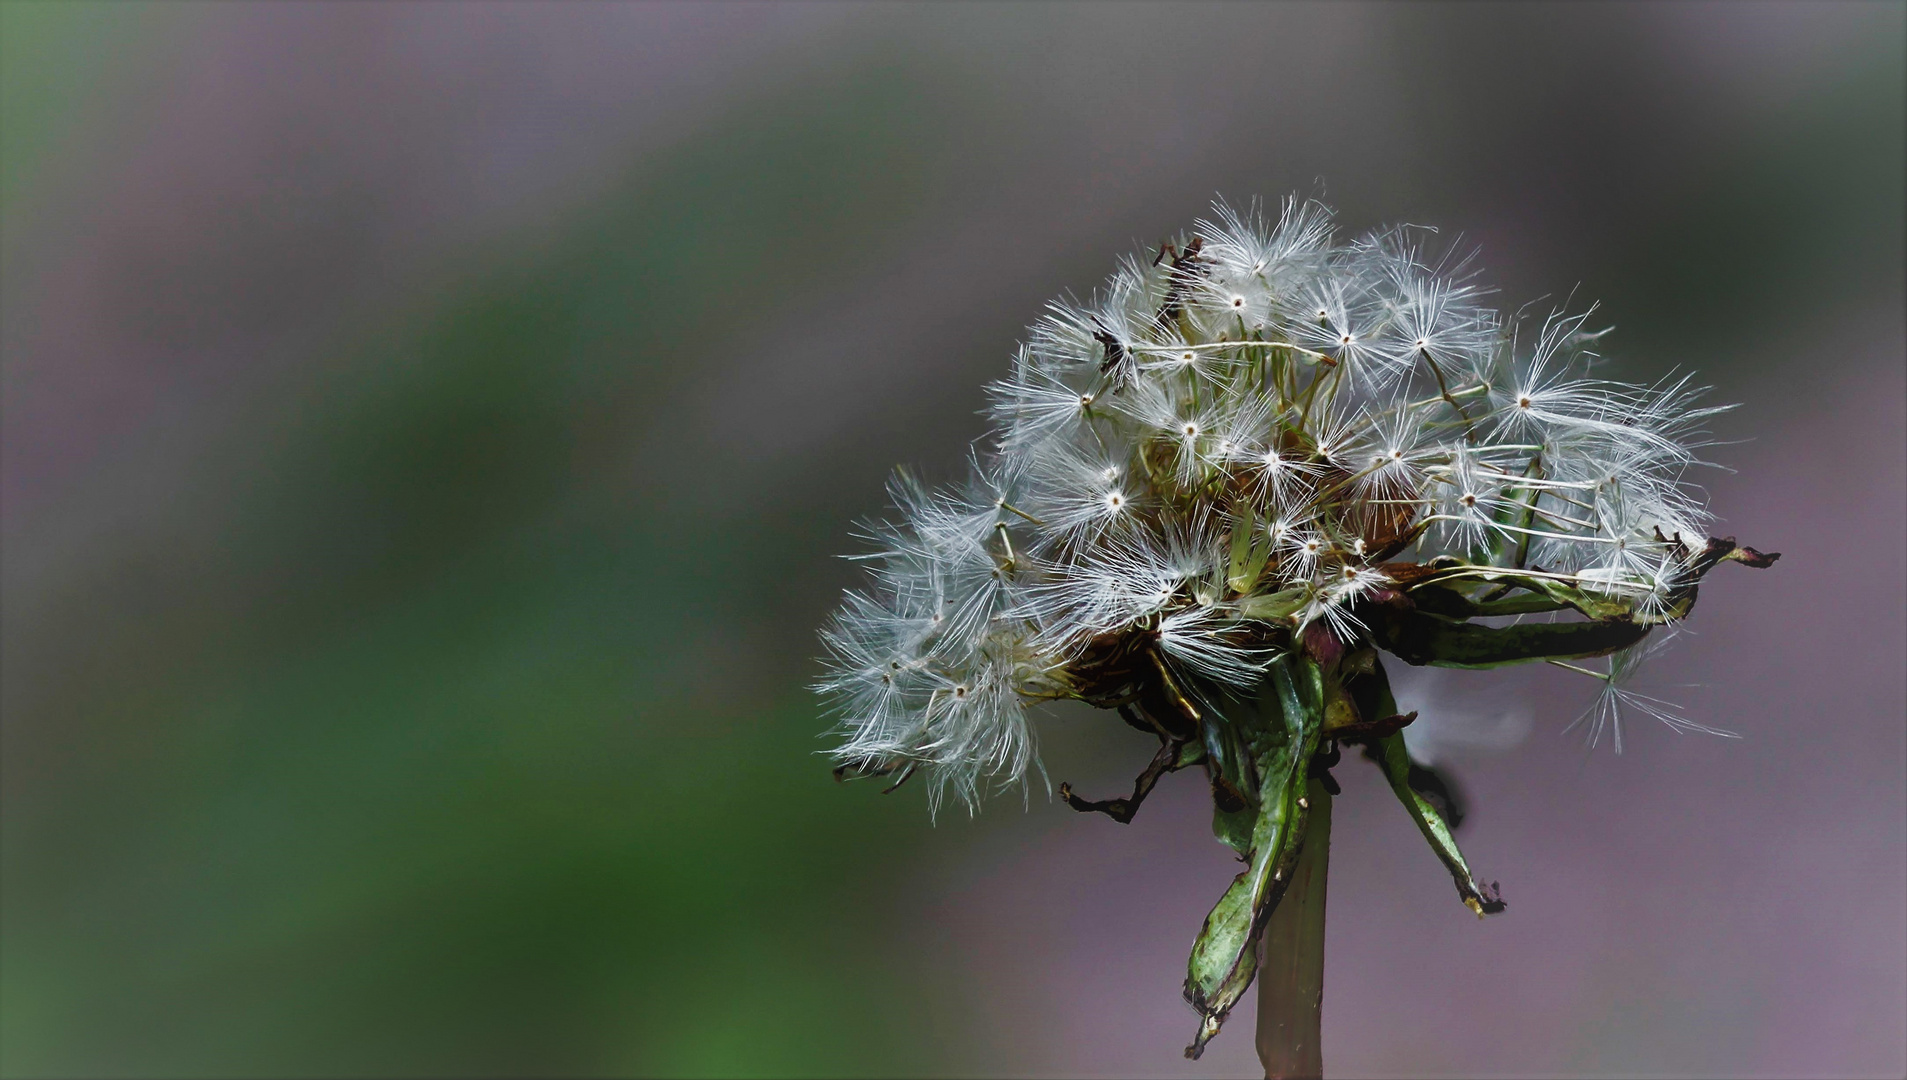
[1256,776,1330,1080]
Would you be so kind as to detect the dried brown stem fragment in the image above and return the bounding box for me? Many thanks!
[1060,737,1186,825]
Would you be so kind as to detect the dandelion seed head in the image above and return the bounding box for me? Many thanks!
[820,194,1741,809]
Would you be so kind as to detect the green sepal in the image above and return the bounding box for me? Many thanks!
[1233,585,1308,622]
[1374,731,1506,916]
[1408,583,1568,618]
[1374,602,1649,669]
[1403,537,1781,627]
[1204,704,1257,856]
[1412,569,1635,622]
[1366,658,1506,917]
[1200,713,1256,812]
[1522,577,1646,622]
[1472,594,1572,616]
[1211,804,1255,857]
[1226,502,1262,594]
[1182,658,1325,1058]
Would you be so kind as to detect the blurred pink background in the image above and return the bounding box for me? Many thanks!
[4,4,1901,1076]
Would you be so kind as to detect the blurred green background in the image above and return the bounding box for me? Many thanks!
[3,4,1902,1077]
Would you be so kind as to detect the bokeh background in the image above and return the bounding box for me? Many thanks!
[3,3,1903,1077]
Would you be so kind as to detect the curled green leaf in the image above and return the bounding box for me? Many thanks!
[1373,602,1650,669]
[1367,658,1506,916]
[1182,659,1325,1059]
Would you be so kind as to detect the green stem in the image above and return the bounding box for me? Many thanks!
[1256,776,1330,1080]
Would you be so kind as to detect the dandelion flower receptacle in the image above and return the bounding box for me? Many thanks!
[815,196,1777,1068]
